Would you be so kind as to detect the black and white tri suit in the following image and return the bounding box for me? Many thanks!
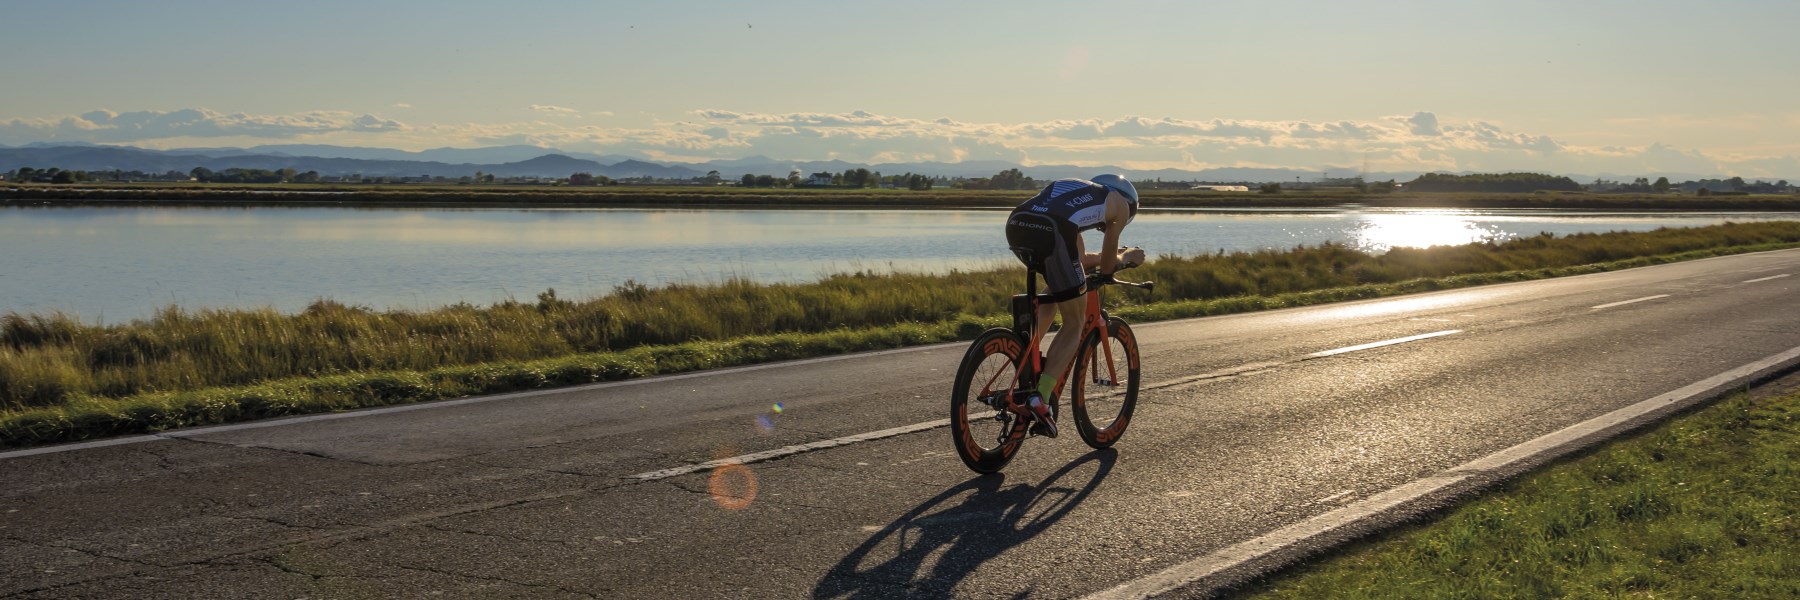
[1005,178,1111,302]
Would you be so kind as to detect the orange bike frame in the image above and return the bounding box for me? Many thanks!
[1001,281,1120,410]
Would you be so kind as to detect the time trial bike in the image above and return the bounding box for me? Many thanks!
[950,264,1153,474]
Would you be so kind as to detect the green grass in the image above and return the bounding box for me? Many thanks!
[1230,385,1800,599]
[6,221,1800,446]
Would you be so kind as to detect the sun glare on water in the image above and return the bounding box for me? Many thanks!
[1350,211,1514,253]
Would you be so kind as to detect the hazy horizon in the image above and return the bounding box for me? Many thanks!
[7,0,1798,178]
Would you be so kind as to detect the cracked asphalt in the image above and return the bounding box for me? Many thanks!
[4,249,1800,599]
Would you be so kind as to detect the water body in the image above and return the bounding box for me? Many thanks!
[3,204,1796,320]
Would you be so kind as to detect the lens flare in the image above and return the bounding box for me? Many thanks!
[771,402,784,414]
[708,463,758,510]
[755,414,775,434]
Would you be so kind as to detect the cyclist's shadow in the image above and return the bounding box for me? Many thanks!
[812,450,1117,599]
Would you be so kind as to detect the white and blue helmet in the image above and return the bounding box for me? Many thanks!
[1089,174,1139,222]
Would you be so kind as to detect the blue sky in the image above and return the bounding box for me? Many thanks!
[7,0,1799,176]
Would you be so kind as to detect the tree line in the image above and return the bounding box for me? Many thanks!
[1405,173,1792,195]
[1404,172,1583,193]
[734,168,943,190]
[187,167,326,184]
[8,164,1795,196]
[1675,177,1789,194]
[2,167,209,184]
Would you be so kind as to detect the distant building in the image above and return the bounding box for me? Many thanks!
[1192,185,1250,192]
[808,172,833,186]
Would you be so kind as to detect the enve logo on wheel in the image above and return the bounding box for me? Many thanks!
[1093,415,1128,445]
[983,337,1020,357]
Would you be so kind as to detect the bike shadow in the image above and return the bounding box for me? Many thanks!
[812,450,1118,599]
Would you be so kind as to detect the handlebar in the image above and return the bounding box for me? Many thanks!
[1086,269,1155,293]
[1079,246,1153,292]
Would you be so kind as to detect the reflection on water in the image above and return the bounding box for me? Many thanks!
[1350,211,1516,252]
[2,204,1796,319]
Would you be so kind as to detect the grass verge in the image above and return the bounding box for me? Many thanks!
[1229,384,1800,599]
[5,224,1800,447]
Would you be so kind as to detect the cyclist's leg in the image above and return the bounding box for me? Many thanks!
[1031,301,1056,351]
[1033,224,1086,401]
[1044,228,1080,396]
[1040,296,1086,394]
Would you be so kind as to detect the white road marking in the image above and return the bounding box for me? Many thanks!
[1085,475,1474,600]
[1306,330,1462,358]
[1590,294,1670,309]
[629,331,1466,480]
[627,417,967,481]
[0,435,165,459]
[1141,361,1284,392]
[1084,343,1800,600]
[1744,274,1790,283]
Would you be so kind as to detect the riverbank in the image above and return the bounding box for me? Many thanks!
[6,221,1800,447]
[7,183,1800,210]
[1230,379,1800,599]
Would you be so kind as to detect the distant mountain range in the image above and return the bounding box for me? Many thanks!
[0,143,1728,184]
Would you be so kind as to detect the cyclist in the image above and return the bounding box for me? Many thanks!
[1003,174,1145,437]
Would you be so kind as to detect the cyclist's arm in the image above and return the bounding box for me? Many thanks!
[1097,192,1128,274]
[1080,246,1142,270]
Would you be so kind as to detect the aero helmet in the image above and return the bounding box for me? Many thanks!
[1089,174,1139,222]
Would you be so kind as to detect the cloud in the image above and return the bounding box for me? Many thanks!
[1405,112,1441,136]
[1287,121,1382,140]
[1727,155,1799,179]
[0,108,408,143]
[394,103,413,109]
[1,106,1790,178]
[694,109,921,128]
[1013,117,1277,141]
[1636,143,1718,172]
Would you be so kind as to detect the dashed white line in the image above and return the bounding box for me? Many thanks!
[1306,330,1462,358]
[627,418,961,481]
[1590,294,1670,310]
[629,330,1466,481]
[1744,274,1790,283]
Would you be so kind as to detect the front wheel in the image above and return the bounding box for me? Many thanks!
[951,328,1028,474]
[1070,317,1140,449]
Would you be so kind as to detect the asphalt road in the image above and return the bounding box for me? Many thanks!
[4,249,1800,599]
